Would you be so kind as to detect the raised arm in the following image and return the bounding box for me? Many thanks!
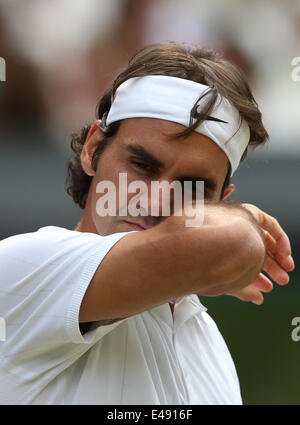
[79,202,267,323]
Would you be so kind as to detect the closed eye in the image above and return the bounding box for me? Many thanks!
[130,160,157,173]
[184,181,211,200]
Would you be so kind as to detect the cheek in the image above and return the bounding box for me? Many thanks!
[93,157,148,216]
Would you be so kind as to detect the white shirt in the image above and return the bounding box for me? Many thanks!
[0,226,242,405]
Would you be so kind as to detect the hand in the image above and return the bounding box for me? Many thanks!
[227,203,295,304]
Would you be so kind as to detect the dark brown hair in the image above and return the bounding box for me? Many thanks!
[66,42,268,208]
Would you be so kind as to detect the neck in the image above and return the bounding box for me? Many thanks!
[75,215,98,234]
[75,181,98,234]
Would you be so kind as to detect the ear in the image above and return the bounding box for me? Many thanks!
[222,183,235,200]
[81,120,104,176]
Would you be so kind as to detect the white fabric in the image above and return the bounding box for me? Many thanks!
[0,226,242,405]
[106,76,250,175]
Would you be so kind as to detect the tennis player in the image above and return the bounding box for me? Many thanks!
[0,42,294,404]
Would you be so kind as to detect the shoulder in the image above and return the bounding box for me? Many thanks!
[0,226,134,280]
[0,225,113,255]
[0,226,94,262]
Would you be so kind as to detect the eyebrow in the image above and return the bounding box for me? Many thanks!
[123,143,217,192]
[124,144,165,168]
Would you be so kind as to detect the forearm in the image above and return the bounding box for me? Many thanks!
[80,202,266,322]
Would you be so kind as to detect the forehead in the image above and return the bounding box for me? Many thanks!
[114,117,229,182]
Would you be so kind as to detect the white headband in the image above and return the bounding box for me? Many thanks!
[106,75,250,175]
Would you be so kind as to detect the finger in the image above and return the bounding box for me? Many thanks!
[251,273,273,292]
[250,288,264,305]
[263,254,290,285]
[263,230,277,256]
[274,253,295,272]
[242,204,292,256]
[228,287,264,305]
[238,285,264,305]
[261,214,291,256]
[263,230,295,272]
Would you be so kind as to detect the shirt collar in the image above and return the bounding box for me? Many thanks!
[150,295,207,331]
[173,295,207,333]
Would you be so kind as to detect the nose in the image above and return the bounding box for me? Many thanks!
[134,179,181,218]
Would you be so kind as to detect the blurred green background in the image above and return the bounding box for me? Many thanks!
[201,263,300,404]
[0,0,299,405]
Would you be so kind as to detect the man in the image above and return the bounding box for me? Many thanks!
[0,42,294,404]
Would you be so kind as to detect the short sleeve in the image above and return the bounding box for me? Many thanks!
[0,227,135,380]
